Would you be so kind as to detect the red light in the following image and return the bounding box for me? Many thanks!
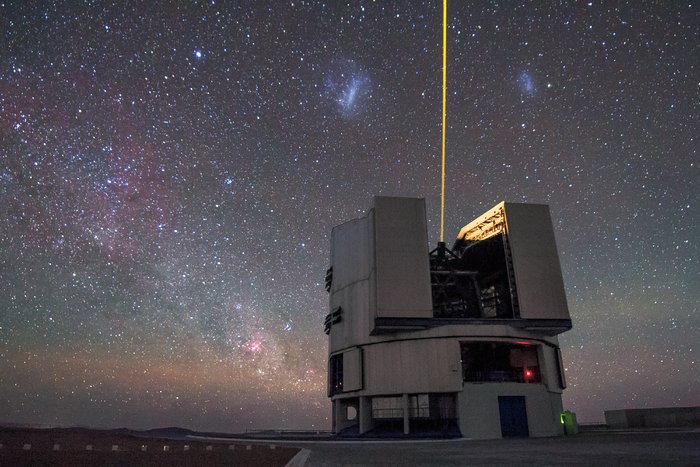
[524,369,533,378]
[514,341,531,345]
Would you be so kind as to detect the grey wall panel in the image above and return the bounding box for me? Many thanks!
[538,342,563,393]
[329,280,371,353]
[330,217,371,294]
[362,339,462,394]
[373,197,433,318]
[329,213,372,352]
[504,203,570,320]
[343,347,363,392]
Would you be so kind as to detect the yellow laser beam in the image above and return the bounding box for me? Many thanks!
[440,0,447,242]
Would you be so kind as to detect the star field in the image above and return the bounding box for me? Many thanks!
[1,1,698,431]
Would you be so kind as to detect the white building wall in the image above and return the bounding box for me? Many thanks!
[458,383,564,439]
[362,338,462,395]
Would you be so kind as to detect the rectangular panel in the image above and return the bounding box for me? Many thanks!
[504,203,570,320]
[556,347,567,389]
[363,339,462,394]
[330,217,371,293]
[373,197,433,318]
[343,347,363,392]
[498,396,529,437]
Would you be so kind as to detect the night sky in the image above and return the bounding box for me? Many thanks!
[1,1,698,432]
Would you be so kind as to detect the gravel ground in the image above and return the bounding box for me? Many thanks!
[0,428,298,467]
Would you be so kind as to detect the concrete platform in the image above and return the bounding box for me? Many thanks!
[280,429,700,466]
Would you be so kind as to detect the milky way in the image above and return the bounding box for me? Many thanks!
[1,2,698,432]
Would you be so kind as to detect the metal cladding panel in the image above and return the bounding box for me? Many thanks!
[330,217,371,294]
[538,342,563,393]
[504,203,570,320]
[329,280,370,353]
[329,216,372,352]
[343,348,363,392]
[363,339,462,394]
[372,197,433,318]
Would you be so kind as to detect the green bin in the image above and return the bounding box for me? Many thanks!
[561,411,579,435]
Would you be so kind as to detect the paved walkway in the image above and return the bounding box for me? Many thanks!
[277,430,700,466]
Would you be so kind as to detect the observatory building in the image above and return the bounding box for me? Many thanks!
[324,197,572,439]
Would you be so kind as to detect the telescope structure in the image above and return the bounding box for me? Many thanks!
[324,197,572,439]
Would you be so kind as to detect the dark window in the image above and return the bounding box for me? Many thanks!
[459,234,516,318]
[461,342,541,383]
[371,396,403,419]
[329,353,343,395]
[432,233,517,319]
[371,394,459,434]
[371,394,457,420]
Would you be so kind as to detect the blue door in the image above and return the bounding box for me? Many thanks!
[498,396,529,437]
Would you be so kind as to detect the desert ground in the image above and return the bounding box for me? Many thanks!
[0,427,299,467]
